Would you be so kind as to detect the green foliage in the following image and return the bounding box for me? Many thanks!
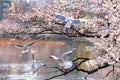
[79,13,91,19]
[76,45,92,72]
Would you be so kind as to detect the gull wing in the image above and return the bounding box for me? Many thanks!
[14,44,24,49]
[31,62,35,70]
[32,63,46,74]
[61,50,74,62]
[27,40,37,48]
[37,63,46,69]
[32,62,46,70]
[64,19,72,28]
[55,13,67,22]
[49,55,59,60]
[72,19,90,24]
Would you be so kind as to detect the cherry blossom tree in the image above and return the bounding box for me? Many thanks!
[0,0,120,80]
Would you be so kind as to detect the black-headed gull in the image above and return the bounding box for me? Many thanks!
[55,13,89,30]
[31,53,46,76]
[49,48,76,70]
[14,40,37,54]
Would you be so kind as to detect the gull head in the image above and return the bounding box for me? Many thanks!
[23,44,27,47]
[65,17,74,22]
[72,48,77,52]
[21,49,29,54]
[69,17,74,20]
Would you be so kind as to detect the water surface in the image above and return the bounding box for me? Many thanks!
[0,39,88,80]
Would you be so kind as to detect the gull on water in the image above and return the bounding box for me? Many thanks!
[55,12,90,30]
[31,53,46,77]
[14,40,38,54]
[49,48,76,70]
[11,53,46,79]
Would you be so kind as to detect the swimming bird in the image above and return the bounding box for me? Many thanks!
[49,48,76,71]
[14,40,37,54]
[55,12,90,30]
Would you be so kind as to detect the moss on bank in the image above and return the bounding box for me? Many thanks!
[76,40,93,72]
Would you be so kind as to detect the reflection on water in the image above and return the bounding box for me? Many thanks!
[0,39,90,80]
[0,63,45,80]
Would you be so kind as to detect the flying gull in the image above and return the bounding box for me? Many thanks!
[55,12,90,30]
[49,48,76,70]
[14,40,38,54]
[31,53,46,76]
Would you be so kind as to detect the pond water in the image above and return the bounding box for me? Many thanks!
[0,38,92,80]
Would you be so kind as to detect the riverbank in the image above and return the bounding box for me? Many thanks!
[0,38,66,47]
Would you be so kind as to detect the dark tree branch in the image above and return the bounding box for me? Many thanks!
[104,68,114,78]
[24,27,101,38]
[45,73,66,80]
[45,57,112,80]
[73,57,90,62]
[45,57,89,80]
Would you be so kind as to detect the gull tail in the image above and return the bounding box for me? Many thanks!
[49,55,59,60]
